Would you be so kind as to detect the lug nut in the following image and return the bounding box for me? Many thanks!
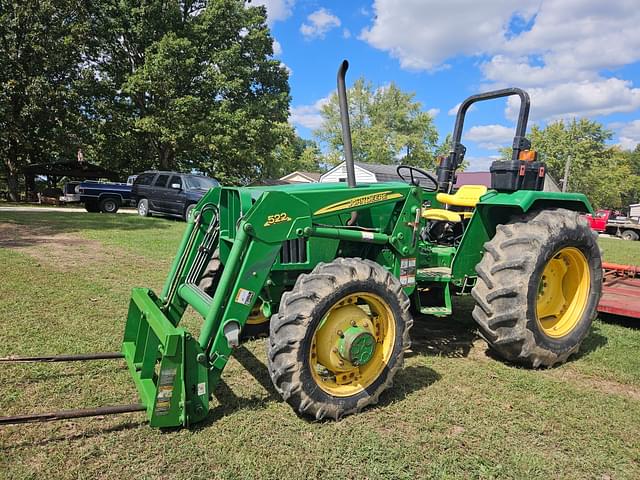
[337,330,344,337]
[350,320,357,327]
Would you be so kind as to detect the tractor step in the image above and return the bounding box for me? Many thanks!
[417,267,452,282]
[420,306,452,316]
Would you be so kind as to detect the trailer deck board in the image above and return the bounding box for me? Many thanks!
[599,274,640,319]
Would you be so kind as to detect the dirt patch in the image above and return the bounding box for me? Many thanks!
[546,368,640,402]
[0,222,121,269]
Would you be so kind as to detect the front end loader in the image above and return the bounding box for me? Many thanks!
[1,61,602,428]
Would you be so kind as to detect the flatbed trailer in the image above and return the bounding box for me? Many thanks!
[598,262,640,319]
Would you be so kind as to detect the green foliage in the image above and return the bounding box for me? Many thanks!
[261,128,323,180]
[314,78,439,169]
[507,119,640,209]
[0,0,99,199]
[1,0,291,193]
[94,0,290,184]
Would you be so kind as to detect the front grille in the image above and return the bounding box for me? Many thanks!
[280,238,308,264]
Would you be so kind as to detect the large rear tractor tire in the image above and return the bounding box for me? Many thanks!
[268,258,412,420]
[471,208,602,367]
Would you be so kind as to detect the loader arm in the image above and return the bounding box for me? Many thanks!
[121,182,421,427]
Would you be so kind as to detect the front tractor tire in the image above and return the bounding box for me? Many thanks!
[268,258,412,420]
[472,208,602,368]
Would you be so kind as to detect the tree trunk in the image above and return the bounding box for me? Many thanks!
[5,139,20,202]
[158,144,175,171]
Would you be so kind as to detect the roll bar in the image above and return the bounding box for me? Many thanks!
[436,88,531,193]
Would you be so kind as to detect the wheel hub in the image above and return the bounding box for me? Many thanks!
[338,327,375,366]
[536,247,590,338]
[310,292,396,397]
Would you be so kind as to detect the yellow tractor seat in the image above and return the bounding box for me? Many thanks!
[422,208,462,223]
[436,185,488,208]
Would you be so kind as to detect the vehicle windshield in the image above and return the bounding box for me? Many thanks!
[185,175,218,190]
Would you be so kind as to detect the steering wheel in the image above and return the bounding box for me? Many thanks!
[396,165,438,192]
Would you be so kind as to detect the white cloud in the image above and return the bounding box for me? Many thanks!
[617,120,640,150]
[290,94,331,130]
[362,0,640,122]
[280,61,292,76]
[464,156,498,171]
[272,39,282,56]
[427,108,440,118]
[343,28,351,39]
[465,124,515,150]
[300,8,341,40]
[360,0,538,71]
[448,103,476,116]
[250,0,295,24]
[506,79,640,121]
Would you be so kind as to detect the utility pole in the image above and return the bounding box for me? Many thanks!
[561,155,571,192]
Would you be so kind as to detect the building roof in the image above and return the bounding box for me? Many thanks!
[280,171,322,182]
[353,162,403,182]
[22,160,119,181]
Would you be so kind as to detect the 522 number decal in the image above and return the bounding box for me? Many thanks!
[264,212,292,227]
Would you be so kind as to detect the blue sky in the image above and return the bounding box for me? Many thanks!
[256,0,640,171]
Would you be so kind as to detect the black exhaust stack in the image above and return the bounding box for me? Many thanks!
[337,60,356,189]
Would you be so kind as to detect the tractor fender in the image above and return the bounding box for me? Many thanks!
[450,190,593,281]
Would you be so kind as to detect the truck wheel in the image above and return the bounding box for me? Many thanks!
[621,229,639,241]
[471,209,602,367]
[184,204,196,221]
[84,201,99,213]
[268,258,412,420]
[137,199,151,217]
[198,250,269,340]
[99,197,120,214]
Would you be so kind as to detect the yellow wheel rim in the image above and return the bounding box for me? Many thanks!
[309,292,396,397]
[536,247,590,338]
[247,302,268,325]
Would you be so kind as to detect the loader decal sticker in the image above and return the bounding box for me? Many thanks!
[154,367,177,416]
[235,288,255,306]
[314,191,404,216]
[264,212,292,227]
[400,257,416,286]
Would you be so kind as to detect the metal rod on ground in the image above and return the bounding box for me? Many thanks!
[0,352,124,363]
[0,404,146,425]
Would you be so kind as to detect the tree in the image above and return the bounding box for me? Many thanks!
[0,1,98,200]
[268,132,323,178]
[506,119,640,209]
[314,78,439,169]
[93,0,290,184]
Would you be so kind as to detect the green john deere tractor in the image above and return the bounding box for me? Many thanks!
[1,61,602,428]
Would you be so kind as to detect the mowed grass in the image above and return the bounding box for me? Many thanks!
[0,211,639,480]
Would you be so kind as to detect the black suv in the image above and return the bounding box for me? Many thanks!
[131,171,219,220]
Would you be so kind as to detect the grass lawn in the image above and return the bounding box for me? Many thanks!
[1,211,639,479]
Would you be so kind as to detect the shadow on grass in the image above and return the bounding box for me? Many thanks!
[598,312,640,330]
[194,344,441,429]
[0,211,176,236]
[572,323,609,360]
[0,418,145,450]
[408,316,479,359]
